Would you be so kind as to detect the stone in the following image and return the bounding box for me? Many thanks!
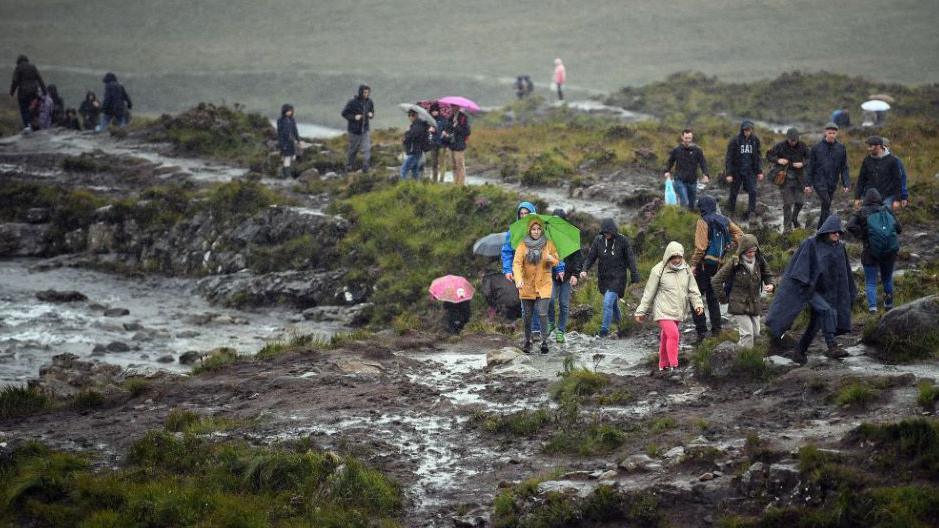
[699,341,740,378]
[486,347,522,367]
[156,355,175,363]
[864,295,939,360]
[334,359,383,376]
[0,223,51,256]
[738,462,767,498]
[28,353,124,398]
[196,269,362,309]
[106,341,131,353]
[179,351,205,365]
[123,322,144,332]
[35,290,88,303]
[767,461,801,496]
[766,355,797,368]
[25,208,51,224]
[664,446,686,459]
[592,469,618,480]
[618,454,658,472]
[176,330,201,338]
[104,308,130,317]
[698,472,716,481]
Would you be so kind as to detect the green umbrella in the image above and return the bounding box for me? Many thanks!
[509,214,581,259]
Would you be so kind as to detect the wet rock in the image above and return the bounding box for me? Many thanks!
[0,223,51,256]
[123,322,144,331]
[179,351,205,365]
[25,207,51,223]
[196,270,359,309]
[698,472,716,481]
[766,355,797,368]
[569,304,595,323]
[35,289,88,303]
[334,359,383,376]
[87,222,117,253]
[302,303,371,324]
[699,341,739,378]
[536,480,599,498]
[106,341,131,352]
[91,344,107,355]
[864,295,939,361]
[156,355,175,363]
[737,461,768,498]
[486,347,522,367]
[591,469,618,480]
[28,353,124,398]
[767,461,801,496]
[618,453,658,472]
[452,513,487,528]
[664,446,686,460]
[104,307,130,317]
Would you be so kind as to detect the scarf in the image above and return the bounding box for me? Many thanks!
[523,235,547,264]
[741,254,755,273]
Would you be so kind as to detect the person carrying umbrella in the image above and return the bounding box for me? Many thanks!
[428,103,449,182]
[441,106,470,185]
[512,217,560,354]
[580,218,641,338]
[503,202,539,331]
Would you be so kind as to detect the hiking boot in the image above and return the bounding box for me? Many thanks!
[790,348,808,365]
[792,218,801,229]
[547,323,555,335]
[868,306,878,314]
[884,295,894,311]
[540,342,550,354]
[522,341,532,354]
[825,343,849,359]
[555,331,566,343]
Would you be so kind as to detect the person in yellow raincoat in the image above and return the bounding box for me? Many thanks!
[513,217,560,354]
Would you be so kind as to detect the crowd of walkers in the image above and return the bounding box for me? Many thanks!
[9,56,132,134]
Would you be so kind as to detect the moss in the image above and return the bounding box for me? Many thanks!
[543,423,626,456]
[834,380,880,409]
[520,149,574,186]
[471,409,552,437]
[190,347,242,374]
[850,419,939,475]
[917,382,939,411]
[0,436,403,527]
[0,385,51,419]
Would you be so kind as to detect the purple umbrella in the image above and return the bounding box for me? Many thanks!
[438,96,481,113]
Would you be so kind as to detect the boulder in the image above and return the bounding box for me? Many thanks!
[35,290,88,303]
[104,308,130,317]
[618,454,659,472]
[106,341,132,353]
[486,347,522,367]
[699,341,740,378]
[28,353,124,398]
[864,295,939,361]
[0,223,50,256]
[196,269,361,308]
[25,208,51,224]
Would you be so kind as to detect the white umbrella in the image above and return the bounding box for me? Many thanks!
[861,100,891,112]
[398,103,436,126]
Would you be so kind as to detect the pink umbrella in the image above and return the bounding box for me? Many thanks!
[429,275,475,303]
[438,96,481,113]
[418,99,454,119]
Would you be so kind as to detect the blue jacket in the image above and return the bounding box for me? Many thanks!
[501,201,564,276]
[765,215,857,338]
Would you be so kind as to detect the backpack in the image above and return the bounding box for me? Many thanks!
[702,219,732,272]
[866,208,899,258]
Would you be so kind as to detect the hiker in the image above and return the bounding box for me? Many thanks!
[63,108,81,130]
[442,300,471,334]
[46,84,65,126]
[663,128,710,210]
[36,90,54,129]
[635,241,704,371]
[580,218,641,338]
[689,195,744,340]
[883,139,909,208]
[481,269,521,320]
[401,109,429,181]
[766,215,855,364]
[79,91,101,130]
[9,55,46,132]
[502,202,541,332]
[341,84,374,173]
[807,122,850,230]
[710,234,774,349]
[428,103,448,182]
[547,209,583,343]
[515,75,534,99]
[724,120,764,221]
[766,128,810,232]
[553,58,566,100]
[277,104,300,179]
[847,188,902,313]
[831,106,851,129]
[855,136,906,210]
[97,72,132,131]
[512,217,561,354]
[441,107,470,185]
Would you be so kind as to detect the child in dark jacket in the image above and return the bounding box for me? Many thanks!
[276,103,300,178]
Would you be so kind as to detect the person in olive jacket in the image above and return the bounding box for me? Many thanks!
[710,234,774,349]
[580,218,640,338]
[767,128,810,232]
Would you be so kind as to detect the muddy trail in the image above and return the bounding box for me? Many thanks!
[3,123,939,526]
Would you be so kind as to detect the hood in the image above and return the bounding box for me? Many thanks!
[736,234,759,257]
[816,214,845,237]
[863,188,883,206]
[357,84,370,98]
[600,218,618,234]
[740,120,755,133]
[85,91,97,101]
[102,72,117,83]
[280,103,294,116]
[697,195,717,216]
[661,241,685,264]
[516,201,537,219]
[526,216,544,235]
[16,55,28,65]
[47,85,59,98]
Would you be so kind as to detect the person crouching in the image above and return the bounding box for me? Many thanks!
[512,217,561,354]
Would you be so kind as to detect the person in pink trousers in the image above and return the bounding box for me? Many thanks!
[553,58,566,100]
[635,241,705,371]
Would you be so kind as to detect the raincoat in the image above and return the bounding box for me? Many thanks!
[512,219,559,300]
[581,218,640,298]
[710,234,773,316]
[765,215,857,337]
[635,241,703,322]
[501,201,537,275]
